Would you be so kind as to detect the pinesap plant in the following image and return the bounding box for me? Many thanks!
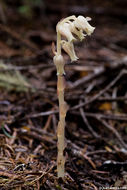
[53,15,95,178]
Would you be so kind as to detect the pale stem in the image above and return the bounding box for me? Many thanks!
[55,31,67,178]
[57,75,66,178]
[57,31,61,55]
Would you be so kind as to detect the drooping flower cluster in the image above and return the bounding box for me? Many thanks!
[53,15,95,76]
[56,15,95,62]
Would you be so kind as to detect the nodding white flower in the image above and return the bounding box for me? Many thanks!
[53,54,65,75]
[69,22,85,41]
[74,15,95,36]
[61,40,78,62]
[57,22,76,42]
[54,15,95,65]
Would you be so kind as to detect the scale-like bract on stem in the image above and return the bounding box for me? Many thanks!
[53,15,95,178]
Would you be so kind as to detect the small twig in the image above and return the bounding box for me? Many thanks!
[70,56,127,90]
[30,126,54,137]
[84,112,127,121]
[67,140,96,169]
[18,130,55,144]
[96,118,127,149]
[86,150,116,156]
[97,96,127,102]
[0,171,18,178]
[27,109,127,122]
[29,164,55,185]
[85,182,98,190]
[70,66,105,90]
[27,110,58,118]
[80,105,100,139]
[71,69,127,110]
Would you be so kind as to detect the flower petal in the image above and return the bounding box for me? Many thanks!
[62,40,79,62]
[74,15,95,35]
[57,22,76,42]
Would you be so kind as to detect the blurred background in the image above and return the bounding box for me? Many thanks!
[0,0,126,93]
[0,0,126,62]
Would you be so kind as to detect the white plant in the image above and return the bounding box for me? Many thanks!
[53,15,95,178]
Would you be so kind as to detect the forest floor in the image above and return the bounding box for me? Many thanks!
[0,1,127,190]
